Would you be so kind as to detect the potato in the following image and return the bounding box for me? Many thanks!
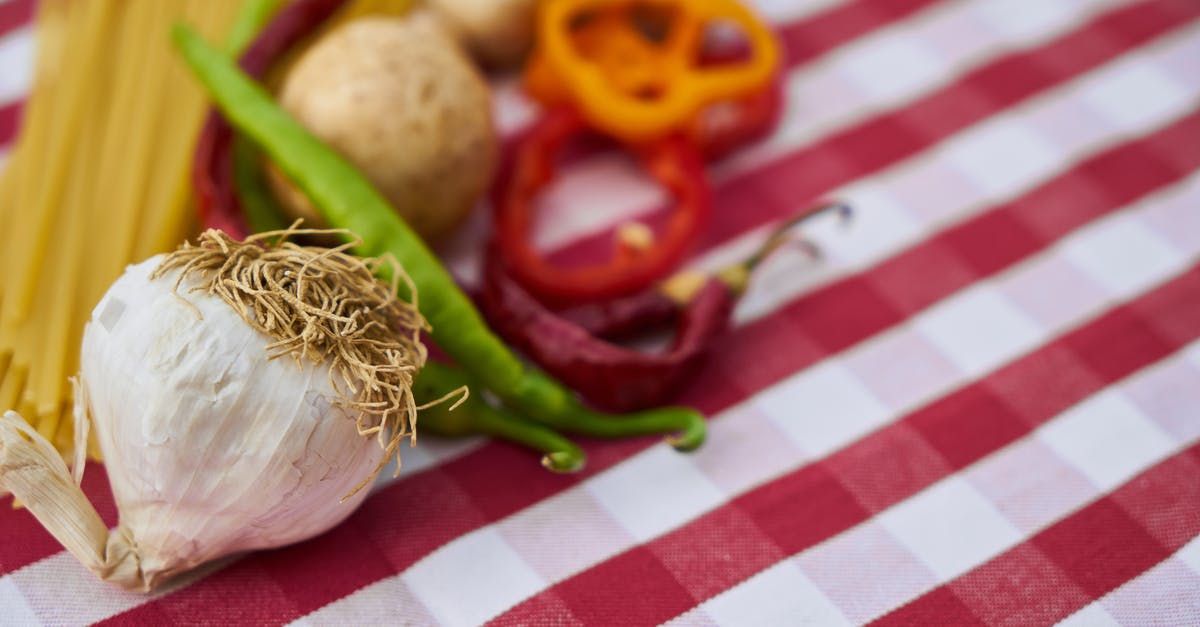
[268,15,497,243]
[425,0,538,69]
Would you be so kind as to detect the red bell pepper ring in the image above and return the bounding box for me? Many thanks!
[494,107,711,304]
[689,18,785,159]
[193,0,348,239]
[694,74,783,161]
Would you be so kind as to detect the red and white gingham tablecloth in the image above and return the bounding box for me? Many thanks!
[1,0,1198,624]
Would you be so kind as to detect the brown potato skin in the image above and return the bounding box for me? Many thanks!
[269,15,497,243]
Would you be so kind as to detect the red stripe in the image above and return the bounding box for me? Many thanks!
[545,0,1200,273]
[874,442,1200,627]
[0,0,929,161]
[683,107,1200,423]
[0,0,943,579]
[0,100,21,150]
[0,461,118,572]
[491,114,1200,624]
[97,3,1200,624]
[776,0,945,70]
[498,0,948,164]
[0,0,34,39]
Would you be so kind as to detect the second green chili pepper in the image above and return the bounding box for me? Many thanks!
[172,24,706,458]
[414,361,586,472]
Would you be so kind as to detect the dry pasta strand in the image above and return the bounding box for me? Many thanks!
[0,0,406,459]
[0,0,245,458]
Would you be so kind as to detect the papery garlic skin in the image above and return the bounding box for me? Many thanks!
[80,256,385,589]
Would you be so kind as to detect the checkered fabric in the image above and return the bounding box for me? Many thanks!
[2,0,1199,624]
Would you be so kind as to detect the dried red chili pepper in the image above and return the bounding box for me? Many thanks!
[193,0,347,239]
[482,201,849,411]
[481,248,726,412]
[556,287,682,341]
[494,107,711,305]
[691,22,786,160]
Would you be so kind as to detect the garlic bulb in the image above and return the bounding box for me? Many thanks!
[0,230,429,592]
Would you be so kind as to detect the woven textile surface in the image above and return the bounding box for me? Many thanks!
[1,0,1198,624]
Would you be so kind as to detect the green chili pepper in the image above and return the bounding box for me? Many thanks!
[172,24,706,456]
[414,362,585,472]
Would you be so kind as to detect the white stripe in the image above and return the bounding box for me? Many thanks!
[970,0,1100,44]
[490,76,540,137]
[6,553,159,625]
[296,102,1200,627]
[729,26,1200,326]
[506,2,1200,558]
[367,433,483,494]
[446,0,958,281]
[0,401,484,627]
[681,345,1200,626]
[7,6,1190,624]
[454,0,1146,282]
[17,26,1200,625]
[1057,605,1123,627]
[287,577,438,626]
[1182,533,1200,576]
[0,25,33,108]
[401,0,1004,492]
[402,528,547,627]
[704,559,854,627]
[0,577,40,626]
[447,0,1130,279]
[3,551,234,626]
[1057,536,1200,626]
[713,0,1128,180]
[746,0,850,24]
[295,23,1200,624]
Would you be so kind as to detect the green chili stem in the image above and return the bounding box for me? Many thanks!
[514,372,706,451]
[172,26,707,452]
[542,406,706,451]
[471,404,586,473]
[415,363,585,472]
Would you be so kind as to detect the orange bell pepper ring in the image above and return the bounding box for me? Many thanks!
[526,0,781,145]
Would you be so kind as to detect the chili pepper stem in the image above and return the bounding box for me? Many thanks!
[659,200,850,305]
[724,200,851,295]
[662,409,707,451]
[415,363,588,472]
[516,381,706,451]
[473,404,586,473]
[746,201,849,269]
[543,451,584,473]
